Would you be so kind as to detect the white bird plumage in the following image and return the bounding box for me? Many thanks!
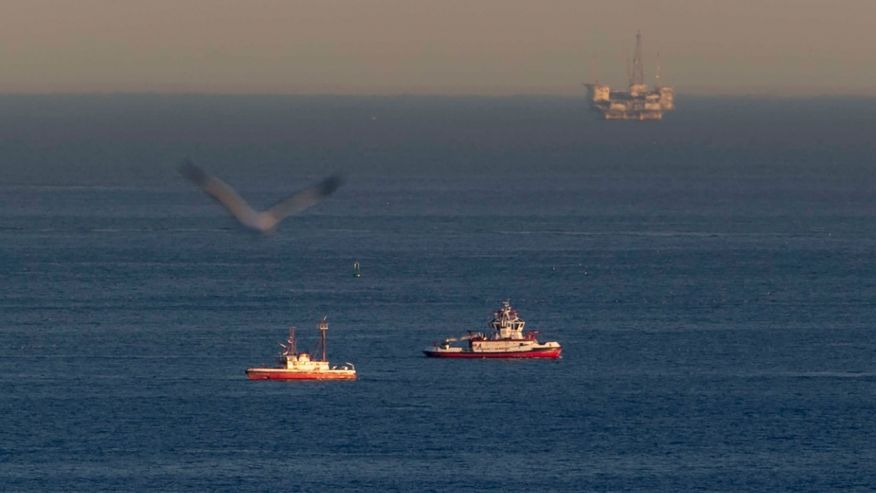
[179,160,343,234]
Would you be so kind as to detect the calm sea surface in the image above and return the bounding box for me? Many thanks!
[1,95,875,491]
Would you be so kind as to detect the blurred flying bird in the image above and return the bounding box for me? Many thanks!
[178,159,342,234]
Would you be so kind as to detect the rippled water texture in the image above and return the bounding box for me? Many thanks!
[1,96,875,491]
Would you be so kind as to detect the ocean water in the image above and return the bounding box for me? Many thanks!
[1,95,876,491]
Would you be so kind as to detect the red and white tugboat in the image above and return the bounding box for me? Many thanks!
[423,300,562,359]
[246,318,356,380]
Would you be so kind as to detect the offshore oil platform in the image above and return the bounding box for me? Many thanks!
[586,32,675,120]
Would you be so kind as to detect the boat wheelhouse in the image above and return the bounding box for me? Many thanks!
[424,301,562,359]
[246,318,356,380]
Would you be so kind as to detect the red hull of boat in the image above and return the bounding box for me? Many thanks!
[246,370,356,381]
[423,348,561,359]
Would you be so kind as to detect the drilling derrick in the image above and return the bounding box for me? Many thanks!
[629,31,646,96]
[586,32,675,120]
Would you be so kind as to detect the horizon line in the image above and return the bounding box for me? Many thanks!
[1,90,875,99]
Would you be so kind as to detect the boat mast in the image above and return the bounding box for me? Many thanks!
[282,327,297,356]
[290,327,296,354]
[317,317,329,362]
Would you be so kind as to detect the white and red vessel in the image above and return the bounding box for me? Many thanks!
[246,318,356,380]
[423,300,562,359]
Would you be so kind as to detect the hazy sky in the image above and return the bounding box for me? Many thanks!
[1,0,874,96]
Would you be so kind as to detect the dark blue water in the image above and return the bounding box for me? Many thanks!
[2,95,876,491]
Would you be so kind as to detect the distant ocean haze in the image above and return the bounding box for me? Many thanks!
[1,94,874,187]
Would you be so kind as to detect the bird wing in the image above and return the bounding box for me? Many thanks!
[178,160,261,229]
[262,175,344,229]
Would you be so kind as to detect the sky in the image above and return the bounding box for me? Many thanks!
[1,0,874,96]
